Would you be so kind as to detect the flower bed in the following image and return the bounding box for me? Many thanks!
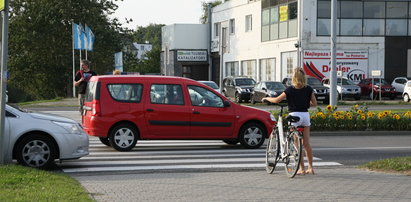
[272,104,411,131]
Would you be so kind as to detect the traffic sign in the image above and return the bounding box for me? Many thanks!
[0,0,4,11]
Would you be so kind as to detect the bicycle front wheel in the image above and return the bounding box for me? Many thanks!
[265,127,280,174]
[284,130,303,178]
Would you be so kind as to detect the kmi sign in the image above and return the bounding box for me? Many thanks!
[303,50,368,83]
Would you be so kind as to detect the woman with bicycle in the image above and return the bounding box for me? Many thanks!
[262,67,317,175]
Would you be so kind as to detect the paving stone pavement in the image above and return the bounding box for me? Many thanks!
[71,167,411,202]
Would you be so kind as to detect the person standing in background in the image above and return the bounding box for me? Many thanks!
[113,69,122,75]
[74,59,96,112]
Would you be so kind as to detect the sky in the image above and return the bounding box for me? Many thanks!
[112,0,208,30]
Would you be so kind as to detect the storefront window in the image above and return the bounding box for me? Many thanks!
[363,19,385,36]
[241,60,256,79]
[387,2,407,18]
[386,19,407,36]
[364,2,385,18]
[341,1,362,18]
[340,19,362,36]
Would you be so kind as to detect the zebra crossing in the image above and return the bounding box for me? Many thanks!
[61,137,342,173]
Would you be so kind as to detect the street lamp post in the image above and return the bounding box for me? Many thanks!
[0,0,9,165]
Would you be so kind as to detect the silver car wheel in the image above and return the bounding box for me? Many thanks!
[244,127,263,146]
[22,140,51,168]
[113,128,135,148]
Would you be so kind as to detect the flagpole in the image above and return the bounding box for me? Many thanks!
[85,23,88,60]
[72,20,76,98]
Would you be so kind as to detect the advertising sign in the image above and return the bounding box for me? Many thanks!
[177,50,207,62]
[303,50,368,83]
[279,5,288,22]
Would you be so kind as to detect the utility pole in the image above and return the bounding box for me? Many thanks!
[330,0,337,107]
[0,0,9,165]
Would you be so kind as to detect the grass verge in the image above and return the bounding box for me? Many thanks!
[359,156,411,176]
[0,165,92,202]
[17,97,64,106]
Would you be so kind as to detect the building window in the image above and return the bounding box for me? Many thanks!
[259,58,276,81]
[261,0,297,41]
[241,60,256,79]
[229,19,235,34]
[182,66,191,78]
[281,51,297,79]
[317,0,411,37]
[225,61,239,77]
[214,23,220,38]
[387,2,407,18]
[245,15,252,32]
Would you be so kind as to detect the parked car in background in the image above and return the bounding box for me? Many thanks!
[282,76,330,104]
[82,76,275,151]
[321,77,361,100]
[4,104,89,169]
[391,77,410,94]
[198,80,221,94]
[402,80,411,102]
[222,76,256,103]
[357,78,396,100]
[251,81,286,104]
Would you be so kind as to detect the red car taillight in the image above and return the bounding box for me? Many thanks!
[92,100,101,116]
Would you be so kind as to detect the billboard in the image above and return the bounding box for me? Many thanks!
[303,50,368,83]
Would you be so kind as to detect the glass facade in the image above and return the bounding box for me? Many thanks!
[317,0,411,36]
[261,0,298,42]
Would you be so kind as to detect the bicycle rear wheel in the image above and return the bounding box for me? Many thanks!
[266,128,280,174]
[284,130,303,178]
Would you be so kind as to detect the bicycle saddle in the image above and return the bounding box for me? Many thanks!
[285,115,300,123]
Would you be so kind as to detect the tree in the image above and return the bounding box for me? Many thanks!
[123,24,164,74]
[200,0,222,24]
[8,0,124,101]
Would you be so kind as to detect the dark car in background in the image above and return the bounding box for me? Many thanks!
[251,81,286,104]
[357,78,396,100]
[222,76,256,103]
[282,76,330,104]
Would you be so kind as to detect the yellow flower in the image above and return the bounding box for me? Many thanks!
[321,114,326,119]
[357,109,363,114]
[347,115,353,120]
[367,112,373,118]
[354,104,359,109]
[339,115,345,120]
[393,114,400,120]
[361,114,366,120]
[346,112,352,117]
[311,115,316,119]
[326,105,332,111]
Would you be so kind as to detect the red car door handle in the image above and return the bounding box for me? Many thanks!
[192,111,200,114]
[146,109,154,112]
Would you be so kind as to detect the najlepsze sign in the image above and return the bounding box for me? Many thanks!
[0,0,4,11]
[303,50,368,84]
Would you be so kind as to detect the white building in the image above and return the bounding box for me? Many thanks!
[162,0,411,84]
[133,43,153,60]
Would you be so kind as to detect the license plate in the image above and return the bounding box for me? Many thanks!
[318,96,325,99]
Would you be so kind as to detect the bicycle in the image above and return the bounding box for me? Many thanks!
[265,103,304,178]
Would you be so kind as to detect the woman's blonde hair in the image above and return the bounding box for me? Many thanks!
[113,70,121,75]
[291,67,307,88]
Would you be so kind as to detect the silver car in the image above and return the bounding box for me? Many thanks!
[4,104,89,169]
[322,77,361,100]
[198,80,221,94]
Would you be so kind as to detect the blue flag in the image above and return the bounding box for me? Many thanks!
[73,23,86,50]
[85,25,95,51]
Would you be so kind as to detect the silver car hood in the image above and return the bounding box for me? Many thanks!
[341,85,360,89]
[29,112,77,123]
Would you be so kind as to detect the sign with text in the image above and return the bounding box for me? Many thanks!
[0,0,4,11]
[303,50,368,83]
[279,5,288,22]
[177,50,207,62]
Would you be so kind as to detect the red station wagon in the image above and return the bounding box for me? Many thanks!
[82,75,275,151]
